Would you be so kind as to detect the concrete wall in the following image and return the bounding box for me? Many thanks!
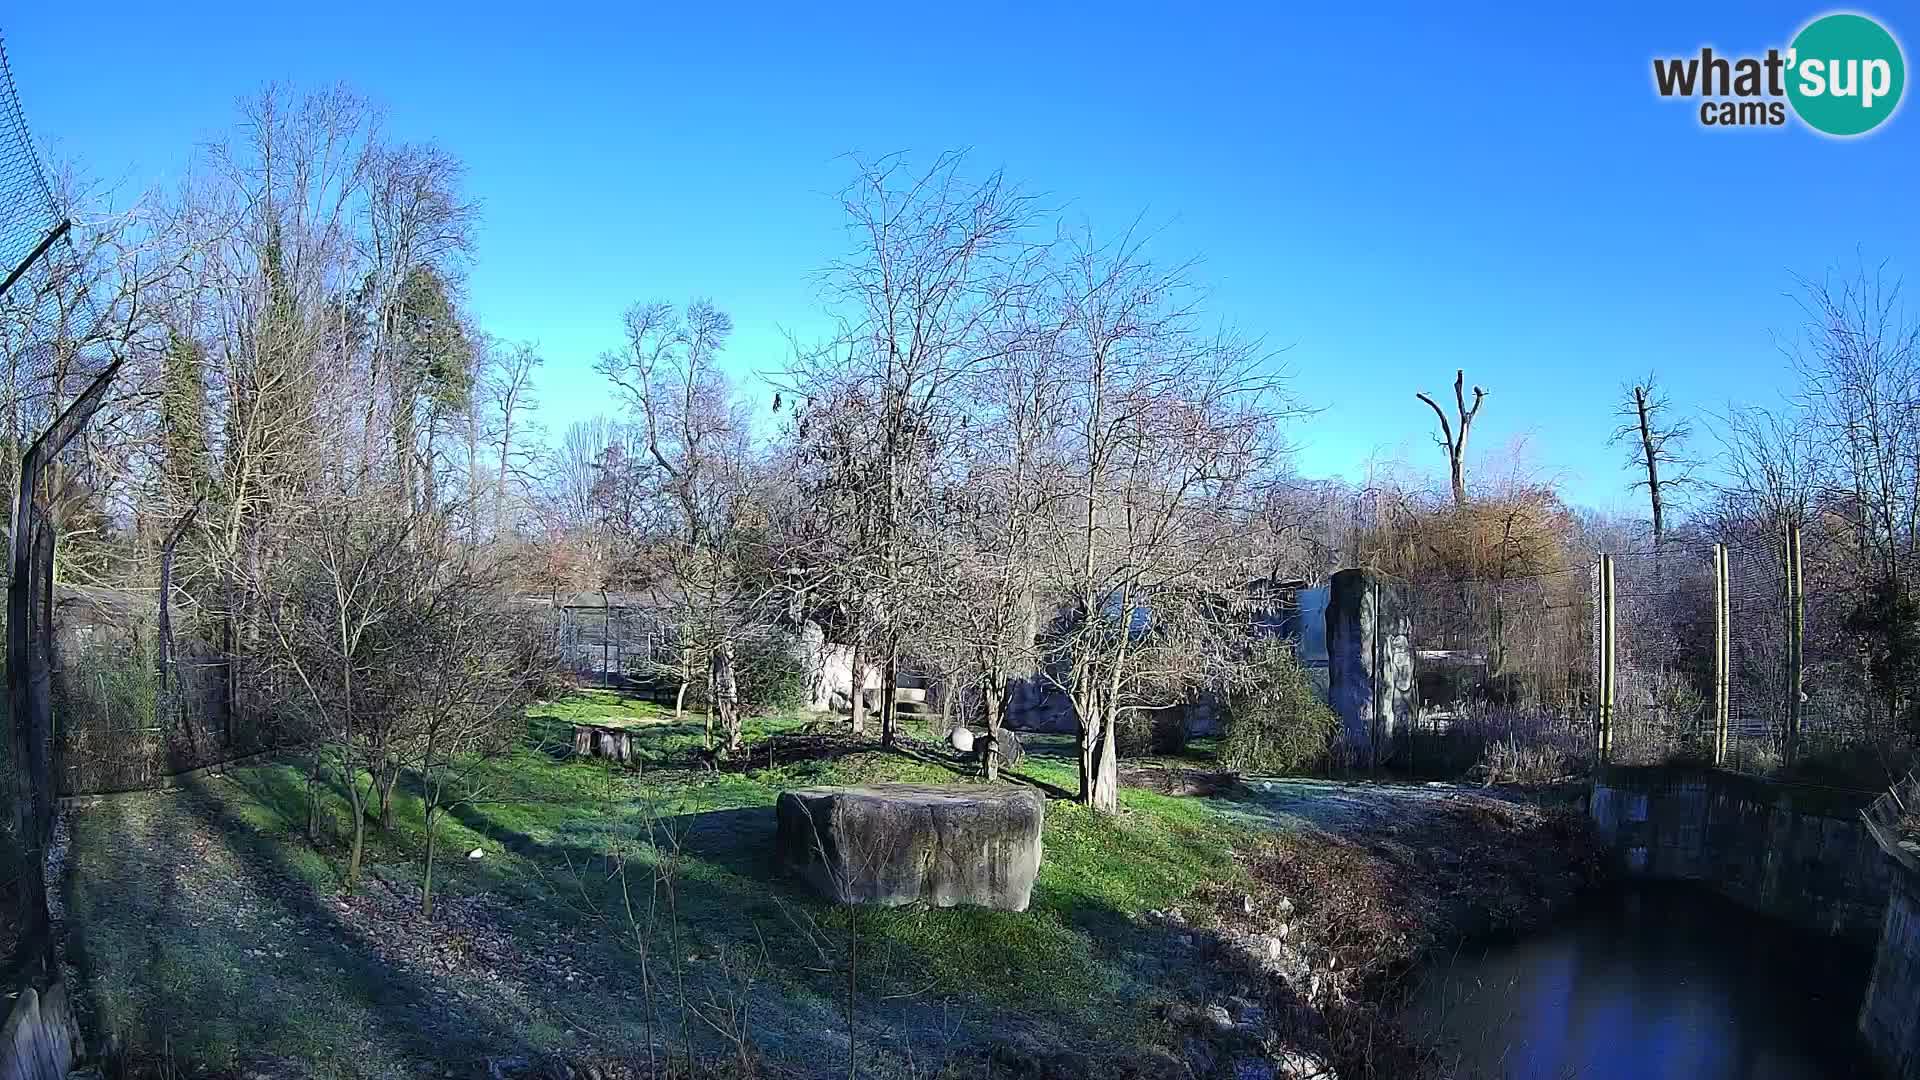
[1589,765,1889,944]
[1325,569,1414,766]
[1861,862,1920,1079]
[0,983,76,1080]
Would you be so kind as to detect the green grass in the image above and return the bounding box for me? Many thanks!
[528,688,673,726]
[64,692,1262,1077]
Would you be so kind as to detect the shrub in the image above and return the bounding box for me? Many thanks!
[1115,707,1189,757]
[54,629,164,794]
[1475,737,1572,785]
[734,626,809,713]
[1445,702,1591,783]
[1221,642,1338,775]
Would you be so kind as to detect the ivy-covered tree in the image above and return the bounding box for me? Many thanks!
[391,265,474,515]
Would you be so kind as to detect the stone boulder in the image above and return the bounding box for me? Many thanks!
[775,783,1045,911]
[980,727,1025,769]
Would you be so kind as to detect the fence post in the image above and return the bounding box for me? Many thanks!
[1713,542,1730,767]
[1597,554,1615,763]
[1784,520,1804,767]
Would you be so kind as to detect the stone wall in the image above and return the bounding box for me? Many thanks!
[1589,765,1889,943]
[801,638,881,713]
[1325,569,1413,766]
[0,983,76,1080]
[1861,861,1920,1079]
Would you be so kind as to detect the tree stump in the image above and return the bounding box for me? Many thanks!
[573,723,634,764]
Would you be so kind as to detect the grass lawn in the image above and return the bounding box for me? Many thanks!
[63,691,1266,1079]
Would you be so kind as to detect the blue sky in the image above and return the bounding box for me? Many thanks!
[9,3,1917,512]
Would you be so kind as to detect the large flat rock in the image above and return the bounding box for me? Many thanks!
[775,783,1045,911]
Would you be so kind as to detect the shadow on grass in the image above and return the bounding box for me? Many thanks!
[436,779,1160,1040]
[63,776,531,1076]
[62,715,1250,1076]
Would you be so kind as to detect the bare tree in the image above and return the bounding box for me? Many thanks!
[1715,400,1821,530]
[596,299,767,749]
[925,314,1067,778]
[485,339,543,535]
[359,140,477,511]
[256,501,423,891]
[1788,265,1920,733]
[407,548,548,916]
[1791,266,1920,584]
[183,87,383,744]
[1043,228,1296,811]
[1416,369,1487,506]
[783,151,1043,747]
[1611,375,1693,544]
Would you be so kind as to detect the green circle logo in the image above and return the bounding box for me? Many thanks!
[1787,13,1906,136]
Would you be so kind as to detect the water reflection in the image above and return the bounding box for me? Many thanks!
[1404,883,1875,1079]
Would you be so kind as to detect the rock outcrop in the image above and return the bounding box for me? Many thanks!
[775,783,1045,911]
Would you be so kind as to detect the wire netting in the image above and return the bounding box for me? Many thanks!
[1397,568,1592,775]
[1596,527,1900,787]
[0,33,112,420]
[1724,531,1789,774]
[1607,545,1718,765]
[0,26,101,926]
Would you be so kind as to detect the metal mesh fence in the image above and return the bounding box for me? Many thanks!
[0,27,106,928]
[1725,532,1789,774]
[1382,523,1905,785]
[0,34,111,425]
[1397,568,1592,775]
[536,594,679,696]
[1598,526,1903,787]
[1606,545,1717,765]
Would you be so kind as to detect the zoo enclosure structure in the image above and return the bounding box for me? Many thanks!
[0,30,125,970]
[1593,522,1890,780]
[1379,518,1886,783]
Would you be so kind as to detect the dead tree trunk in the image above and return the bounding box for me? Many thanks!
[1632,384,1666,543]
[1416,369,1487,507]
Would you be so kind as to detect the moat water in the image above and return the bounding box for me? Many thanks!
[1404,883,1875,1079]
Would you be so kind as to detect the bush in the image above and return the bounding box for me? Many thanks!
[626,625,810,714]
[1435,703,1591,783]
[1475,737,1572,785]
[55,630,164,794]
[734,627,809,713]
[1221,642,1338,775]
[1115,707,1189,757]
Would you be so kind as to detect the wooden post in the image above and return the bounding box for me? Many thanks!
[1596,555,1616,763]
[1712,543,1730,767]
[1784,521,1804,767]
